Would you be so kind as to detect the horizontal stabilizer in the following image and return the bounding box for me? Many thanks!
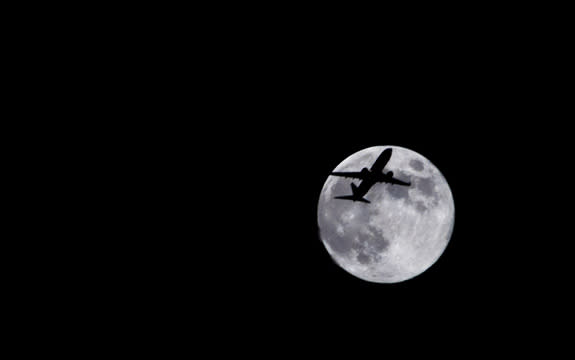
[334,195,370,203]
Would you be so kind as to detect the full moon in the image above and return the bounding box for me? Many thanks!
[317,146,455,283]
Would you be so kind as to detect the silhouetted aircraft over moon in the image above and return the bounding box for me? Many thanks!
[330,148,411,203]
[318,146,455,283]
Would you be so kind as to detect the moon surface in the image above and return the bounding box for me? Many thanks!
[317,146,455,283]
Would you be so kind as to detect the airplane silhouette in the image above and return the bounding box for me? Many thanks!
[330,148,411,204]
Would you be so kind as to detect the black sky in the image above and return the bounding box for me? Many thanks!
[65,22,571,349]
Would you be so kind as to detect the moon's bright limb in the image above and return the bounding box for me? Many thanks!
[317,146,455,283]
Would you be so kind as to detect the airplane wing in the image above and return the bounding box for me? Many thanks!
[370,148,392,173]
[330,171,367,180]
[379,177,411,186]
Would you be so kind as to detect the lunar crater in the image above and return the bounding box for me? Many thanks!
[354,230,390,253]
[319,225,352,255]
[416,176,437,199]
[415,201,428,213]
[356,253,371,264]
[410,159,424,171]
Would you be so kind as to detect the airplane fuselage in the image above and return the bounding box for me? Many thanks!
[359,167,394,184]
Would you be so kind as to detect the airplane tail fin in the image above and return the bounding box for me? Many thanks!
[351,183,358,195]
[334,183,370,203]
